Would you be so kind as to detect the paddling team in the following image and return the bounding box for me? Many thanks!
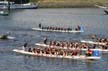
[38,23,81,31]
[21,25,108,57]
[91,34,108,44]
[23,35,108,57]
[46,40,108,50]
[96,38,108,44]
[44,40,96,49]
[24,46,93,57]
[23,41,95,57]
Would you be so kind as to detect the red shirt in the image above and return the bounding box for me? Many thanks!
[87,49,93,54]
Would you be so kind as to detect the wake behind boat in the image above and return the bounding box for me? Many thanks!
[32,24,84,33]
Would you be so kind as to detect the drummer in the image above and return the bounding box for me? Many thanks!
[39,23,42,28]
[75,25,81,31]
[77,25,81,30]
[43,37,48,44]
[22,42,28,51]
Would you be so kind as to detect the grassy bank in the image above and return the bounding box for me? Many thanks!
[31,0,108,8]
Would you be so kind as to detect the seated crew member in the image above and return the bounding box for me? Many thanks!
[28,48,32,52]
[86,49,93,56]
[24,42,28,47]
[93,44,96,49]
[39,23,42,28]
[67,28,70,31]
[75,25,81,31]
[77,25,81,30]
[43,37,47,44]
[72,50,78,56]
[22,42,28,51]
[33,48,36,53]
[91,34,97,39]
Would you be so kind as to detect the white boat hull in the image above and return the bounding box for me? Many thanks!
[7,36,15,39]
[13,49,101,60]
[95,5,107,9]
[32,28,84,33]
[81,40,107,46]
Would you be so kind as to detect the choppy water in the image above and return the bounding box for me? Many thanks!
[0,8,108,71]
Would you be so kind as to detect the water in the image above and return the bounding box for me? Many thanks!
[0,8,108,71]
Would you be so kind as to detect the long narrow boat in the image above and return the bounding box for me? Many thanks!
[95,5,107,9]
[32,27,84,33]
[80,40,107,46]
[95,5,108,14]
[35,43,102,51]
[13,49,101,60]
[80,40,108,52]
[35,43,108,52]
[104,9,108,14]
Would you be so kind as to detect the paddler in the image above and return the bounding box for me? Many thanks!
[91,34,97,39]
[39,23,42,28]
[22,42,28,51]
[72,50,78,56]
[77,25,81,30]
[86,49,93,56]
[43,37,47,44]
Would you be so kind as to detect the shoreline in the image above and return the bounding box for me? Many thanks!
[32,0,108,8]
[37,3,97,8]
[37,4,99,8]
[38,6,97,8]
